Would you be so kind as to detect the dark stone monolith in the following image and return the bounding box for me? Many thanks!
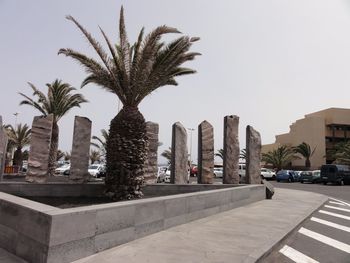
[246,125,261,184]
[223,115,240,184]
[0,116,8,181]
[69,116,92,182]
[144,122,159,184]
[198,120,214,184]
[171,122,188,184]
[26,114,54,183]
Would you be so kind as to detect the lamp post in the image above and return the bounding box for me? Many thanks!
[187,128,195,181]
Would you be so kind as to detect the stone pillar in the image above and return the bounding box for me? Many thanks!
[0,116,8,181]
[171,122,188,184]
[246,125,262,184]
[223,115,240,184]
[197,120,214,184]
[144,122,159,184]
[26,114,54,183]
[69,116,92,182]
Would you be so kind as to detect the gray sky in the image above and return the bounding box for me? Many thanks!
[1,0,350,164]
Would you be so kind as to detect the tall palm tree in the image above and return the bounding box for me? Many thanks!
[262,145,297,171]
[19,79,87,176]
[91,129,109,157]
[293,142,316,169]
[5,124,31,167]
[161,147,172,165]
[59,7,200,200]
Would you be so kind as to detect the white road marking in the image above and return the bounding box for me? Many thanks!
[324,205,350,213]
[298,227,350,253]
[329,201,346,206]
[311,217,350,233]
[319,210,350,221]
[329,197,350,207]
[279,245,319,263]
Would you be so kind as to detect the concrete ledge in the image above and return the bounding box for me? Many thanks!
[0,184,265,263]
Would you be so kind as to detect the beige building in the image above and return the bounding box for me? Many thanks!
[262,108,350,169]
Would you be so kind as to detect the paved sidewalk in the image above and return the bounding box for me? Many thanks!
[73,188,328,263]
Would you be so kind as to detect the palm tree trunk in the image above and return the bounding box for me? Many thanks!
[48,122,59,177]
[105,106,147,200]
[305,158,311,169]
[13,147,22,167]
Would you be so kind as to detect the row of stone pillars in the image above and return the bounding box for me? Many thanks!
[168,115,262,185]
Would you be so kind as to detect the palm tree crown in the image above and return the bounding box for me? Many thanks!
[293,142,316,168]
[58,6,200,107]
[19,79,88,123]
[262,145,297,171]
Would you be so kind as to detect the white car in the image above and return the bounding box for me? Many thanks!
[260,168,276,180]
[55,164,70,175]
[88,164,105,177]
[213,167,223,178]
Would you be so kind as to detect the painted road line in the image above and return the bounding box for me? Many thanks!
[329,201,346,206]
[319,210,350,221]
[329,197,350,207]
[324,205,350,213]
[311,217,350,233]
[279,245,319,263]
[298,227,350,253]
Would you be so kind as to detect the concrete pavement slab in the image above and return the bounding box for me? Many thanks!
[73,188,328,263]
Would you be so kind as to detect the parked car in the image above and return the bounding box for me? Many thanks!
[213,167,223,178]
[88,164,105,177]
[55,164,70,175]
[164,169,171,183]
[299,170,321,183]
[276,170,298,182]
[321,164,350,185]
[157,166,167,183]
[239,163,246,183]
[293,171,303,181]
[190,166,198,177]
[260,168,276,180]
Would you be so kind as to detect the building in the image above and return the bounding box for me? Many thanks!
[262,108,350,169]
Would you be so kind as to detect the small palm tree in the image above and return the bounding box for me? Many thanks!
[90,149,101,164]
[64,151,71,161]
[161,147,172,165]
[215,149,224,160]
[240,149,246,160]
[56,150,65,161]
[328,141,350,165]
[5,124,31,167]
[91,129,109,157]
[59,7,199,199]
[19,79,87,177]
[293,142,316,169]
[262,145,297,171]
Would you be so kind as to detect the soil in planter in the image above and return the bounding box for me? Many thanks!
[25,196,115,208]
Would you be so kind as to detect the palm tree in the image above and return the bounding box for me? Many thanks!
[293,142,316,169]
[328,141,350,165]
[59,7,199,200]
[19,79,87,177]
[5,124,31,167]
[90,149,101,164]
[161,147,172,165]
[91,129,109,157]
[64,151,71,161]
[240,149,246,160]
[215,149,224,160]
[56,150,65,161]
[262,145,297,171]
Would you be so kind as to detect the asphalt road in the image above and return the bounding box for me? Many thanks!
[270,180,350,202]
[264,181,350,263]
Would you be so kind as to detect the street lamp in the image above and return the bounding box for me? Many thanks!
[187,127,195,168]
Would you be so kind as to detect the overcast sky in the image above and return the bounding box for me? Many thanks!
[1,0,350,164]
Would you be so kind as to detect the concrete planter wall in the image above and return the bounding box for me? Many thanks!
[0,184,265,263]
